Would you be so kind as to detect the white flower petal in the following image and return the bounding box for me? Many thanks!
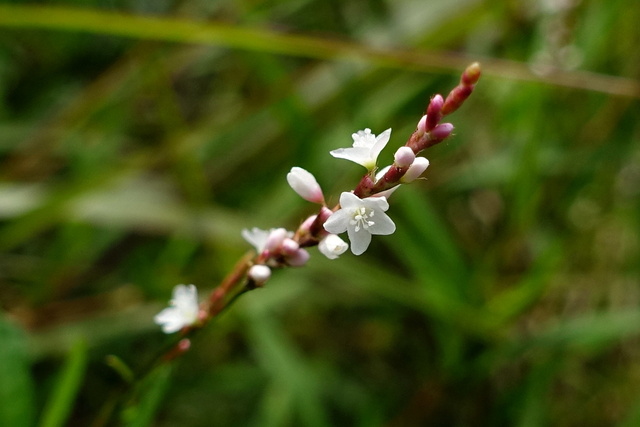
[347,225,372,255]
[241,227,270,253]
[370,128,391,161]
[329,147,372,167]
[368,213,396,235]
[363,195,389,211]
[323,209,351,234]
[338,191,362,209]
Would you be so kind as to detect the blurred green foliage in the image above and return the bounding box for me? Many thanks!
[0,0,639,426]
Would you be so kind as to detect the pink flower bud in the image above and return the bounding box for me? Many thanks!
[394,147,415,168]
[287,248,310,266]
[430,123,454,141]
[287,167,325,204]
[461,62,481,86]
[281,238,300,255]
[264,228,288,252]
[248,264,271,285]
[425,94,443,131]
[401,157,430,183]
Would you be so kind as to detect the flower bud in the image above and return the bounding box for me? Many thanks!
[394,146,415,168]
[248,264,271,285]
[401,157,430,183]
[318,234,349,259]
[461,62,481,86]
[281,238,300,256]
[430,123,454,141]
[425,94,443,131]
[264,228,288,252]
[417,114,427,133]
[287,167,325,204]
[286,248,310,266]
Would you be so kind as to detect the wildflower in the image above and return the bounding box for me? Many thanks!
[287,167,325,204]
[154,284,200,333]
[318,234,349,259]
[323,192,396,255]
[330,128,391,170]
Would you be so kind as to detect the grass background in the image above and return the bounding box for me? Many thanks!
[0,0,639,426]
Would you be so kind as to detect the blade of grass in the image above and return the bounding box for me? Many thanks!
[0,318,35,427]
[39,339,88,427]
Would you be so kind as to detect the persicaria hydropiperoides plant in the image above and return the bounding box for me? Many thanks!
[153,62,481,361]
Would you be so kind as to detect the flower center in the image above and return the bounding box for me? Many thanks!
[350,207,375,232]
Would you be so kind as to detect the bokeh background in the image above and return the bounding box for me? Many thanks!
[1,0,639,426]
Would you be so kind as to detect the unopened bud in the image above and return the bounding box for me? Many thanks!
[287,167,325,204]
[264,228,288,252]
[430,123,454,141]
[461,62,481,86]
[401,157,430,183]
[318,234,349,259]
[394,146,415,168]
[287,248,310,267]
[281,238,300,255]
[417,114,427,133]
[248,264,271,285]
[425,94,444,131]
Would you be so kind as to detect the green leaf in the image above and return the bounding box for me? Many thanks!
[0,317,35,427]
[39,338,88,427]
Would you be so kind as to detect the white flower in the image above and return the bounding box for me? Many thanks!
[318,234,349,259]
[330,128,391,170]
[323,192,396,255]
[154,284,199,333]
[287,167,324,204]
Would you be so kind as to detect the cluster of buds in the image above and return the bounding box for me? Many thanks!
[154,63,481,336]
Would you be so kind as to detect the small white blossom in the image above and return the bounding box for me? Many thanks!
[323,192,396,255]
[318,234,349,259]
[287,167,324,204]
[154,284,199,334]
[330,128,391,170]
